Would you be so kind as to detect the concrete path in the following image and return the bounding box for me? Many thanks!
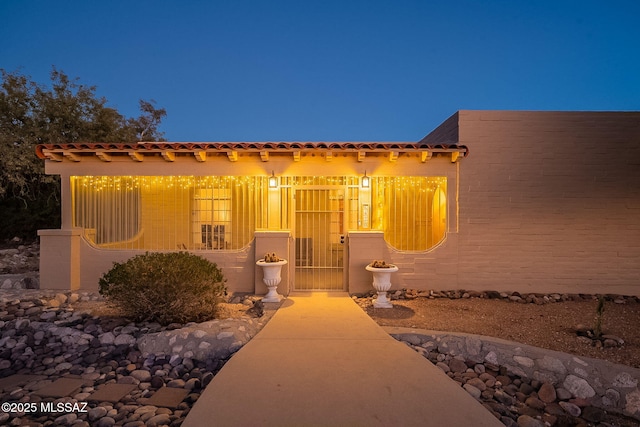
[183,293,503,427]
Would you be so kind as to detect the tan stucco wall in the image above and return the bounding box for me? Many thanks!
[37,229,82,290]
[39,230,256,292]
[38,111,640,296]
[452,111,640,296]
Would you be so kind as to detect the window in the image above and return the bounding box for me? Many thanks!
[71,176,268,250]
[72,176,141,247]
[371,177,447,251]
[71,175,447,252]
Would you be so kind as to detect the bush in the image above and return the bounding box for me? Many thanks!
[99,252,226,325]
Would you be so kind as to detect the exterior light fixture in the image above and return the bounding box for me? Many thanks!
[268,171,278,188]
[361,171,370,188]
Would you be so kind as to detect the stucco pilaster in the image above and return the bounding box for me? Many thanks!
[37,228,82,290]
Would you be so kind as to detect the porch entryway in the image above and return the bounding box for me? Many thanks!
[294,187,346,290]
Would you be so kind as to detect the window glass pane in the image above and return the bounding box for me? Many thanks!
[371,177,447,251]
[71,176,264,250]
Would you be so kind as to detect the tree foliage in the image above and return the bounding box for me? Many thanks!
[0,68,166,240]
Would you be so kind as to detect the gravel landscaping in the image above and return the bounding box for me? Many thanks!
[2,242,640,426]
[0,289,272,427]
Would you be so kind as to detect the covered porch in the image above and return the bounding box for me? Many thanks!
[36,141,466,294]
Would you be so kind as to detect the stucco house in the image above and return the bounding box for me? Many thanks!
[36,110,640,297]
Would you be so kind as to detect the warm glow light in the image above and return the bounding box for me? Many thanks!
[361,171,370,188]
[268,171,278,188]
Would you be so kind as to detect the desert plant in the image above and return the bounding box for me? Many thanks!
[593,295,606,339]
[263,252,282,262]
[369,260,393,268]
[99,252,226,325]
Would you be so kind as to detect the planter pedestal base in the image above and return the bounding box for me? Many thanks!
[262,283,283,303]
[373,292,393,308]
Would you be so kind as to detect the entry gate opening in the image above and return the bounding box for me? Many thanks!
[294,188,345,290]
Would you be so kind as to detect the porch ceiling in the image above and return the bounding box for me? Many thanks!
[36,141,469,163]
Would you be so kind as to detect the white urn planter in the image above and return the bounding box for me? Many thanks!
[366,264,398,308]
[256,259,287,302]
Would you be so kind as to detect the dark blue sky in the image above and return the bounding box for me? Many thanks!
[2,0,639,141]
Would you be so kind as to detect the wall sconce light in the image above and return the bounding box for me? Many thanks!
[361,171,370,188]
[268,171,278,188]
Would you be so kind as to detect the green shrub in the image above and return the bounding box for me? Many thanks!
[99,252,226,325]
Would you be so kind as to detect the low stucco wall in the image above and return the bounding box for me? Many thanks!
[39,228,256,292]
[347,231,459,294]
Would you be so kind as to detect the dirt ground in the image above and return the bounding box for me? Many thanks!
[51,294,640,370]
[361,297,640,369]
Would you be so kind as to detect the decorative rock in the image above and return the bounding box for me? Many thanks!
[625,388,640,416]
[544,402,565,416]
[131,369,152,382]
[99,332,116,345]
[612,372,638,388]
[436,362,451,374]
[559,401,582,417]
[146,413,171,427]
[513,356,534,368]
[54,413,77,426]
[555,387,572,401]
[525,396,545,410]
[185,377,200,390]
[463,383,482,399]
[55,362,73,371]
[484,351,499,366]
[516,415,545,427]
[40,311,57,321]
[96,417,116,427]
[114,333,136,346]
[563,375,595,399]
[466,377,487,392]
[494,389,515,406]
[536,356,566,376]
[167,379,186,388]
[602,388,620,408]
[88,406,108,421]
[134,405,158,414]
[117,376,140,385]
[150,376,165,388]
[537,382,556,403]
[449,358,467,374]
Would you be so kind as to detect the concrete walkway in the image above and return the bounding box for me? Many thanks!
[183,293,503,427]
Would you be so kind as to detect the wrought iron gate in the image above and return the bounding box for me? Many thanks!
[294,188,345,290]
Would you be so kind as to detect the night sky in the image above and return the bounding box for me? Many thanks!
[2,0,639,141]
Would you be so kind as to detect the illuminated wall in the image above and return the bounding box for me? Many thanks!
[371,177,447,251]
[71,175,448,253]
[72,176,269,251]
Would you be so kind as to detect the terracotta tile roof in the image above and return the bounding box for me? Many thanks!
[36,141,469,160]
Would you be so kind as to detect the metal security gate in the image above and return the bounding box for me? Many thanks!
[294,188,345,290]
